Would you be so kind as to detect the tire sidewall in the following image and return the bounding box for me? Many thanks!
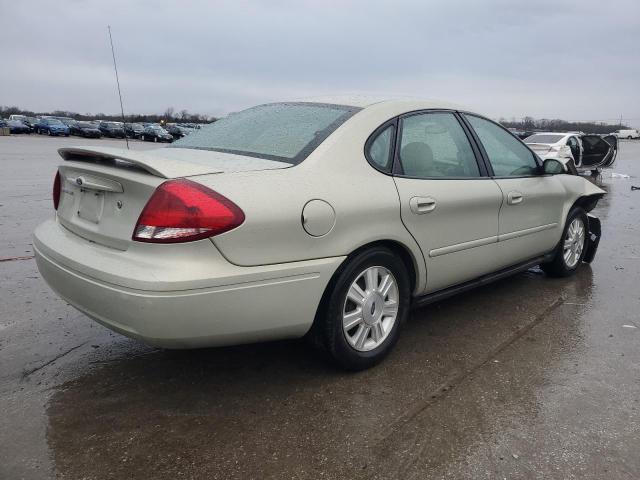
[323,248,410,370]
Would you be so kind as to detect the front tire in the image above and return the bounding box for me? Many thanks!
[541,207,588,277]
[314,247,410,370]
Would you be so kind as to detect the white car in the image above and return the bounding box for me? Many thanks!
[524,132,617,171]
[613,129,639,139]
[34,98,605,370]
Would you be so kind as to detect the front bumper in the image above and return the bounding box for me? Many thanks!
[34,219,345,348]
[583,214,601,264]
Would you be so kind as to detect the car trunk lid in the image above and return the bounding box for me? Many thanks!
[526,143,552,155]
[55,146,290,250]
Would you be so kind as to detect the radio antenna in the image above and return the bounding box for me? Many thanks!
[107,25,129,149]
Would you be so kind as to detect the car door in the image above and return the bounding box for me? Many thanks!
[389,111,503,293]
[601,135,618,168]
[579,135,615,169]
[462,114,566,269]
[566,136,581,165]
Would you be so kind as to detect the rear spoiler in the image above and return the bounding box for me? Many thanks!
[58,146,222,178]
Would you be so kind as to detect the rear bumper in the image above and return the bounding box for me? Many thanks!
[34,219,345,348]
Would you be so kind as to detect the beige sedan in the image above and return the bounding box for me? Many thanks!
[34,98,604,370]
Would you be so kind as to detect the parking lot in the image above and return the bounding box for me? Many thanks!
[1,135,639,479]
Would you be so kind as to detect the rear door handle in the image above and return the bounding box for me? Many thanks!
[507,191,523,205]
[410,196,437,214]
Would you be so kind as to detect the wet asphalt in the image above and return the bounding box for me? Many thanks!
[0,135,639,480]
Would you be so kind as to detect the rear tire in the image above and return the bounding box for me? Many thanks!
[541,207,588,277]
[313,247,410,370]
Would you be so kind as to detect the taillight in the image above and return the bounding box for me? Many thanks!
[133,179,245,243]
[53,171,61,210]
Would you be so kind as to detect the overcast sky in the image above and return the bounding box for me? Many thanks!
[1,0,639,125]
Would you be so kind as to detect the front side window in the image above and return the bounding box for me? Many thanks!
[172,102,360,164]
[466,115,538,177]
[397,112,480,178]
[366,124,395,171]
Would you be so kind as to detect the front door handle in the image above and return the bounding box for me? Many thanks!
[410,196,437,214]
[507,191,523,205]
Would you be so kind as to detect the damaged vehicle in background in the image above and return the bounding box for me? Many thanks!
[33,98,605,371]
[524,132,617,173]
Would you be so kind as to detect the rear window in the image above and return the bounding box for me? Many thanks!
[524,134,565,144]
[171,102,360,164]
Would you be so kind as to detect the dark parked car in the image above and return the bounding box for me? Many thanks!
[124,123,144,139]
[70,121,102,138]
[3,120,32,134]
[99,122,126,138]
[20,117,39,132]
[142,125,173,143]
[36,118,70,136]
[166,124,194,140]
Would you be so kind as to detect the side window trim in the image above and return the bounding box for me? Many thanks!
[459,112,543,178]
[364,118,398,174]
[457,112,495,176]
[390,109,490,179]
[453,111,490,177]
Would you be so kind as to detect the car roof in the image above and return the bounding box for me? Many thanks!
[289,95,463,110]
[527,132,574,138]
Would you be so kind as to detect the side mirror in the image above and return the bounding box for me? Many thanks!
[543,158,567,175]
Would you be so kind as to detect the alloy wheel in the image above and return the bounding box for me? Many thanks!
[563,218,585,268]
[342,266,399,352]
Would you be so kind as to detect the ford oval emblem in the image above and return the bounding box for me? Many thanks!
[76,177,83,186]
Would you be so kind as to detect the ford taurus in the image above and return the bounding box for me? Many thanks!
[34,98,605,370]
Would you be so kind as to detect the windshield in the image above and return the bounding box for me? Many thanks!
[170,102,360,164]
[77,122,93,128]
[47,119,63,125]
[524,134,566,144]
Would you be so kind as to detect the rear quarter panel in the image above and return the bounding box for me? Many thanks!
[193,103,428,293]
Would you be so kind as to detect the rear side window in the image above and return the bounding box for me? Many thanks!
[398,112,480,178]
[465,115,538,177]
[366,124,395,171]
[171,103,360,164]
[524,134,566,144]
